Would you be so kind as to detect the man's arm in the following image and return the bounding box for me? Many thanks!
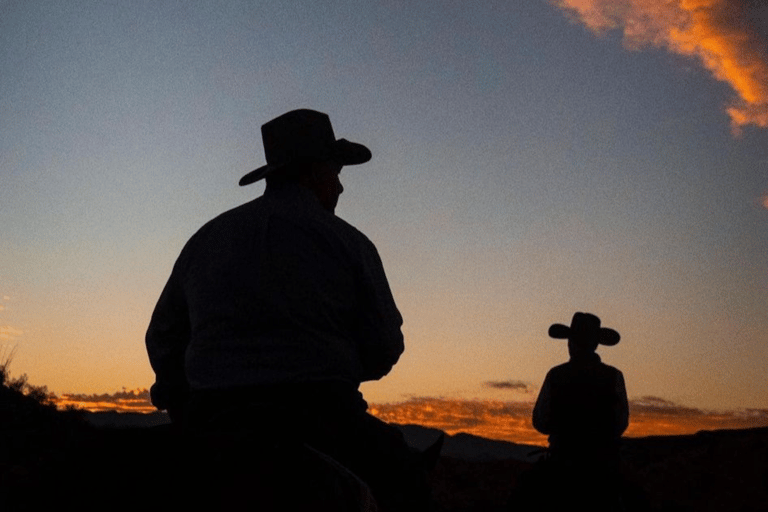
[614,370,629,436]
[355,243,404,382]
[145,267,191,421]
[532,375,552,435]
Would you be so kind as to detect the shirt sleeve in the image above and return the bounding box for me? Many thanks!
[615,370,629,436]
[355,242,405,382]
[532,374,552,435]
[145,263,191,411]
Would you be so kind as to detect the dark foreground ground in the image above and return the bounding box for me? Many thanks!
[429,426,768,512]
[2,395,767,511]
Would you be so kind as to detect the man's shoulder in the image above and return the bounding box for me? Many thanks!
[316,210,374,245]
[209,196,264,224]
[548,361,571,373]
[602,363,624,379]
[177,198,263,253]
[592,361,625,384]
[545,362,571,381]
[305,213,385,269]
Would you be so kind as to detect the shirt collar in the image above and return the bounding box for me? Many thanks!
[264,181,324,209]
[570,352,601,364]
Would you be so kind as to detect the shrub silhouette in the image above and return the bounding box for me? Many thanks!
[0,354,89,510]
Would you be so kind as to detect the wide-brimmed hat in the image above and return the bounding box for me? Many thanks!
[239,109,372,186]
[548,312,620,346]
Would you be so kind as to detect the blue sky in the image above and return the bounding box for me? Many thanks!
[2,0,767,411]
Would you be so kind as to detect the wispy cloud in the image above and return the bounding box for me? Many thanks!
[0,295,20,340]
[54,388,155,413]
[552,0,768,133]
[483,380,534,393]
[0,326,23,342]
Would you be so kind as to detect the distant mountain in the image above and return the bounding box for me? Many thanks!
[396,423,542,463]
[83,409,171,429]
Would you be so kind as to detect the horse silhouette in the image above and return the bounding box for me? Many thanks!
[172,412,444,512]
[195,435,381,511]
[171,395,444,512]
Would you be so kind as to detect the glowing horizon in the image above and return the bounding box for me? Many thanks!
[50,390,768,447]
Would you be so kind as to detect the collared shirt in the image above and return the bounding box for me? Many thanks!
[146,183,404,409]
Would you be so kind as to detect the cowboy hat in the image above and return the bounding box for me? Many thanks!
[548,312,620,346]
[239,109,372,186]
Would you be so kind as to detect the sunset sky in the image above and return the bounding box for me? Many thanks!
[2,0,768,440]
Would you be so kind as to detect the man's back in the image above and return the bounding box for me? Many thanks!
[545,358,625,449]
[146,183,403,402]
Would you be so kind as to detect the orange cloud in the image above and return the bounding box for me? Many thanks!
[371,396,768,446]
[54,388,155,413]
[626,395,768,436]
[553,0,768,133]
[370,398,548,446]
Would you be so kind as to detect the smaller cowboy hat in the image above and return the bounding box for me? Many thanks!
[548,312,620,346]
[239,109,372,186]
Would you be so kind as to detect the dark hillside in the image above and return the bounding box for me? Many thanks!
[620,427,768,512]
[0,369,182,511]
[427,427,768,512]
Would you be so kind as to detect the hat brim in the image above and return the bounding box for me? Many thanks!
[548,324,571,339]
[548,323,621,346]
[599,328,621,346]
[238,165,272,186]
[239,138,371,187]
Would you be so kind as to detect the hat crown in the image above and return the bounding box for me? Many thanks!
[570,312,601,334]
[261,109,337,168]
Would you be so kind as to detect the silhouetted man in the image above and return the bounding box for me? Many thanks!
[146,109,429,511]
[531,312,629,511]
